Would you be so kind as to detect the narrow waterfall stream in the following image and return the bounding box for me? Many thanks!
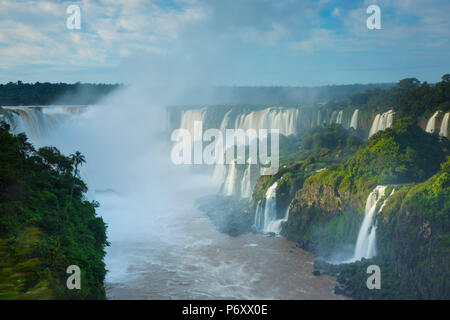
[254,181,290,235]
[426,111,440,133]
[351,186,394,262]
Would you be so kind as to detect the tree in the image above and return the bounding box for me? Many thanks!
[70,151,85,178]
[398,78,420,89]
[69,151,86,205]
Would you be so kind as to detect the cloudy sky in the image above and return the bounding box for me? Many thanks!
[0,0,449,85]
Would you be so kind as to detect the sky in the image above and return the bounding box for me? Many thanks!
[0,0,449,86]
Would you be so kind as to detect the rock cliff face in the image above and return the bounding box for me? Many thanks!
[282,121,449,299]
[374,163,450,299]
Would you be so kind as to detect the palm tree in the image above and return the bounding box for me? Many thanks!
[69,151,86,204]
[70,151,86,178]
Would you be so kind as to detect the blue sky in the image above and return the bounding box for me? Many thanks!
[0,0,449,85]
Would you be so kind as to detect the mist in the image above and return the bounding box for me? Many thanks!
[38,85,217,243]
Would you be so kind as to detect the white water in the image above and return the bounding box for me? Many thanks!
[440,112,449,138]
[351,186,396,261]
[369,110,395,137]
[253,181,289,235]
[180,109,206,137]
[240,163,252,198]
[233,108,300,136]
[350,109,359,129]
[335,110,343,125]
[265,206,290,235]
[425,111,440,133]
[212,163,227,185]
[208,107,301,198]
[223,160,238,196]
[1,106,86,139]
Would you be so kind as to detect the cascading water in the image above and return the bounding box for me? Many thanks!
[212,163,227,185]
[253,182,289,235]
[210,107,301,198]
[425,111,440,133]
[232,108,300,136]
[180,109,206,137]
[440,112,449,138]
[352,186,394,261]
[350,109,359,129]
[223,160,238,196]
[335,110,343,125]
[211,110,233,186]
[369,110,395,137]
[1,106,86,140]
[265,206,290,235]
[240,162,253,198]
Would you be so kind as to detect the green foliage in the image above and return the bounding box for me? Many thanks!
[0,122,108,299]
[307,117,445,199]
[0,82,119,106]
[279,124,363,167]
[322,158,450,299]
[322,74,450,126]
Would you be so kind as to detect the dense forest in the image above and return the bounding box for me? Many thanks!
[0,122,108,299]
[0,82,120,106]
[0,81,395,107]
[325,74,450,118]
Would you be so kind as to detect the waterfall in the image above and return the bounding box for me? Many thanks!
[315,110,322,127]
[369,110,395,137]
[180,109,205,137]
[1,106,85,140]
[214,107,301,198]
[232,108,300,136]
[265,206,290,235]
[350,109,359,129]
[253,181,289,235]
[352,186,394,261]
[425,111,440,133]
[212,164,227,185]
[223,161,238,196]
[254,200,263,230]
[335,110,343,125]
[440,112,449,138]
[210,110,233,186]
[240,163,252,198]
[219,109,232,132]
[329,110,337,124]
[254,181,278,232]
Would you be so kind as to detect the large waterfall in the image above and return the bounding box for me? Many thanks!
[352,186,394,261]
[425,111,440,134]
[369,110,395,137]
[440,112,449,138]
[1,106,85,140]
[180,109,206,137]
[232,108,300,136]
[350,109,359,129]
[253,182,289,235]
[197,107,302,198]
